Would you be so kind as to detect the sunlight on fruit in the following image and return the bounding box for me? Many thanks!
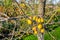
[38,24,42,29]
[40,18,44,23]
[33,16,36,20]
[32,26,36,31]
[27,19,32,25]
[34,31,38,34]
[35,17,38,22]
[37,18,41,23]
[40,28,45,33]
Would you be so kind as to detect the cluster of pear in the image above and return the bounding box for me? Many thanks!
[27,16,45,34]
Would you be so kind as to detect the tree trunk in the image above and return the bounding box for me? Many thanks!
[37,0,46,40]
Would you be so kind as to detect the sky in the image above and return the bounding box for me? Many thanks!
[16,0,60,4]
[53,0,59,4]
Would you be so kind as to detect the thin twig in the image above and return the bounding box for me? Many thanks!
[45,21,60,25]
[10,22,16,40]
[48,32,56,40]
[46,11,57,24]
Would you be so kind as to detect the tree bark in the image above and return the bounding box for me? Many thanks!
[37,0,46,40]
[38,0,46,17]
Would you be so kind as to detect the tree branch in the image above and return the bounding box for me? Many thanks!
[46,11,57,24]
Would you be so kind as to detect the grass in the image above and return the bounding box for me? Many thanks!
[44,27,60,40]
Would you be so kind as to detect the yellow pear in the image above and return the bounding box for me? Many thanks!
[37,18,41,23]
[40,18,44,23]
[35,17,38,22]
[34,31,38,34]
[40,28,45,33]
[27,19,32,25]
[33,16,36,20]
[32,26,36,31]
[38,24,42,29]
